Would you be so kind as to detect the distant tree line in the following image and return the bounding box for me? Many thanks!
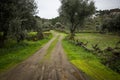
[101,14,120,34]
[96,8,120,34]
[96,8,120,16]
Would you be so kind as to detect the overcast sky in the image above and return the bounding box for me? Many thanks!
[35,0,120,19]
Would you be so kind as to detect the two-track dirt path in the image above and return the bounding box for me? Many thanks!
[0,32,89,80]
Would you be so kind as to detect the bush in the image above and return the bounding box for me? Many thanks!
[26,32,38,41]
[43,32,52,38]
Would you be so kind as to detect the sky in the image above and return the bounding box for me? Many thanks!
[35,0,61,19]
[35,0,120,19]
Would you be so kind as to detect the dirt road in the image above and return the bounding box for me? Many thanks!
[0,33,89,80]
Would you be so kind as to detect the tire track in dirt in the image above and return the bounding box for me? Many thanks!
[0,33,58,80]
[36,35,89,80]
[0,33,90,80]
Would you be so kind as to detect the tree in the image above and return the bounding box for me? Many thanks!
[0,0,37,46]
[59,0,95,39]
[50,17,60,25]
[55,22,62,28]
[101,14,120,34]
[55,22,65,32]
[35,16,44,39]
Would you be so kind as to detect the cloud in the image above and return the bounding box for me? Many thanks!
[35,0,120,19]
[35,0,61,19]
[94,0,120,10]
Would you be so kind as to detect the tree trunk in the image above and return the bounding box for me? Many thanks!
[37,32,44,40]
[69,29,75,40]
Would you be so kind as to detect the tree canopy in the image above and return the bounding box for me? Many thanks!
[0,0,37,46]
[59,0,95,39]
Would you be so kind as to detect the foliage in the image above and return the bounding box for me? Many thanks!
[77,18,97,32]
[54,22,65,32]
[0,0,37,47]
[59,0,95,39]
[42,22,52,31]
[43,32,53,38]
[74,33,120,73]
[96,8,120,34]
[49,17,60,25]
[101,14,120,34]
[26,32,38,41]
[97,8,120,16]
[35,16,54,31]
[55,22,62,28]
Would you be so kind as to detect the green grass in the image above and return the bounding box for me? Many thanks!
[75,33,120,49]
[0,34,52,73]
[62,39,120,80]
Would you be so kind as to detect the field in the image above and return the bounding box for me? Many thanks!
[75,33,120,50]
[62,33,120,80]
[0,32,52,73]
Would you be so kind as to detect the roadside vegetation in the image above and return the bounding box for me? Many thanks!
[62,37,120,80]
[68,33,120,73]
[0,0,53,73]
[0,32,52,72]
[58,0,120,75]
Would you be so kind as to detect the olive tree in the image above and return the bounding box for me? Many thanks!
[59,0,95,39]
[0,0,37,46]
[101,14,120,34]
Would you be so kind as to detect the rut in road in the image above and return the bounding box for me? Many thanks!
[0,34,89,80]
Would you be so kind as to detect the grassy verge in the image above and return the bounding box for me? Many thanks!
[62,39,120,80]
[0,33,52,73]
